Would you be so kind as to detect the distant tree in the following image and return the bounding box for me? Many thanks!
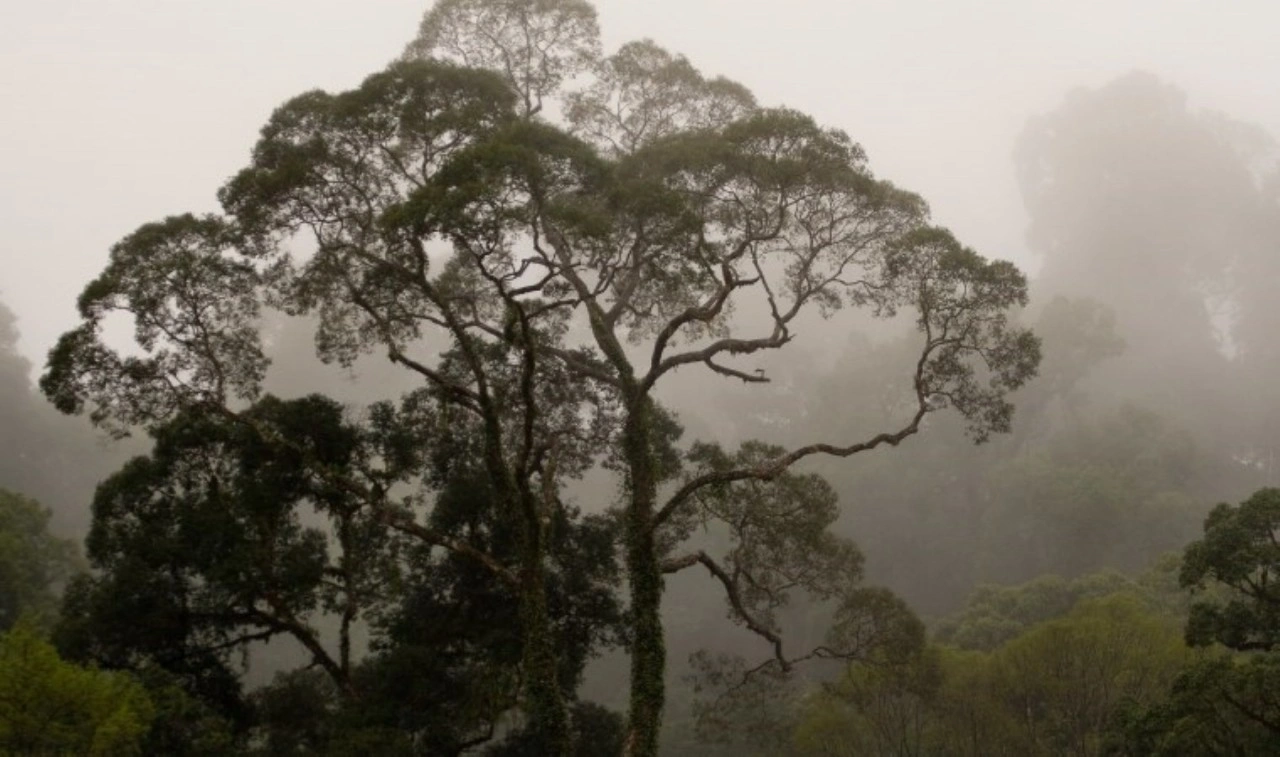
[1016,71,1278,460]
[0,487,80,631]
[977,404,1207,583]
[934,572,1134,652]
[0,301,69,524]
[0,299,30,403]
[1018,74,1250,354]
[0,298,139,537]
[794,647,942,757]
[770,296,1203,616]
[794,593,1187,757]
[926,647,1018,757]
[990,594,1188,755]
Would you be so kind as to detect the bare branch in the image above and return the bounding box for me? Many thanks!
[653,403,927,532]
[662,550,788,671]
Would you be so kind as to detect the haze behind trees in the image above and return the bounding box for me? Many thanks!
[1,2,1279,755]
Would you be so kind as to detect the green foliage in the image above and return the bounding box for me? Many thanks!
[978,405,1206,583]
[794,648,943,756]
[1109,652,1280,755]
[58,389,622,752]
[237,646,623,756]
[794,589,1189,756]
[483,701,625,756]
[0,621,154,755]
[1112,488,1280,753]
[936,571,1144,652]
[131,666,237,757]
[248,669,340,755]
[58,396,387,698]
[341,466,620,753]
[688,590,924,754]
[0,488,80,632]
[1181,487,1280,651]
[991,594,1189,755]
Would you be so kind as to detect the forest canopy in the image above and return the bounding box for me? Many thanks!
[1,1,1277,756]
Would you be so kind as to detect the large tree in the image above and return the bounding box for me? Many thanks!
[42,2,1039,753]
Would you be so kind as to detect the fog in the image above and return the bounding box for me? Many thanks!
[5,1,1279,364]
[3,2,1280,754]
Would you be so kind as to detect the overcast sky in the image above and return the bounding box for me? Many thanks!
[3,0,1278,367]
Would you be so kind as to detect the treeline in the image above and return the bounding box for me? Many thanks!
[782,491,1280,755]
[5,480,1279,754]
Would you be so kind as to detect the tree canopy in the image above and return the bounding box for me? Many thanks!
[39,1,1039,753]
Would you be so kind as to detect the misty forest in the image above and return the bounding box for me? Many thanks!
[4,1,1280,755]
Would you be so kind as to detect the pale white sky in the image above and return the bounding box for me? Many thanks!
[3,0,1278,367]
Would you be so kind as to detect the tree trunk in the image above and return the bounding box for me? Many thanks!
[519,501,572,754]
[623,399,664,757]
[477,386,571,753]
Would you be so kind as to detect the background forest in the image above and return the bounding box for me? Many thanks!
[2,1,1279,755]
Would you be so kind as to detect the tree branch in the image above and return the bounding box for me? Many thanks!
[662,550,788,671]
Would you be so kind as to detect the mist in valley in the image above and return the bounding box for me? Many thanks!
[2,2,1279,754]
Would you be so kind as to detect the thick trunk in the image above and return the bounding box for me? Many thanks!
[477,394,569,753]
[623,400,664,757]
[519,504,572,754]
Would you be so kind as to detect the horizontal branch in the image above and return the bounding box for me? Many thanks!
[387,347,483,412]
[652,403,927,532]
[648,265,757,377]
[663,550,787,670]
[375,505,519,589]
[642,330,790,393]
[703,357,770,383]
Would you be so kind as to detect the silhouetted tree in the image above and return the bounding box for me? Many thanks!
[42,3,1039,753]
